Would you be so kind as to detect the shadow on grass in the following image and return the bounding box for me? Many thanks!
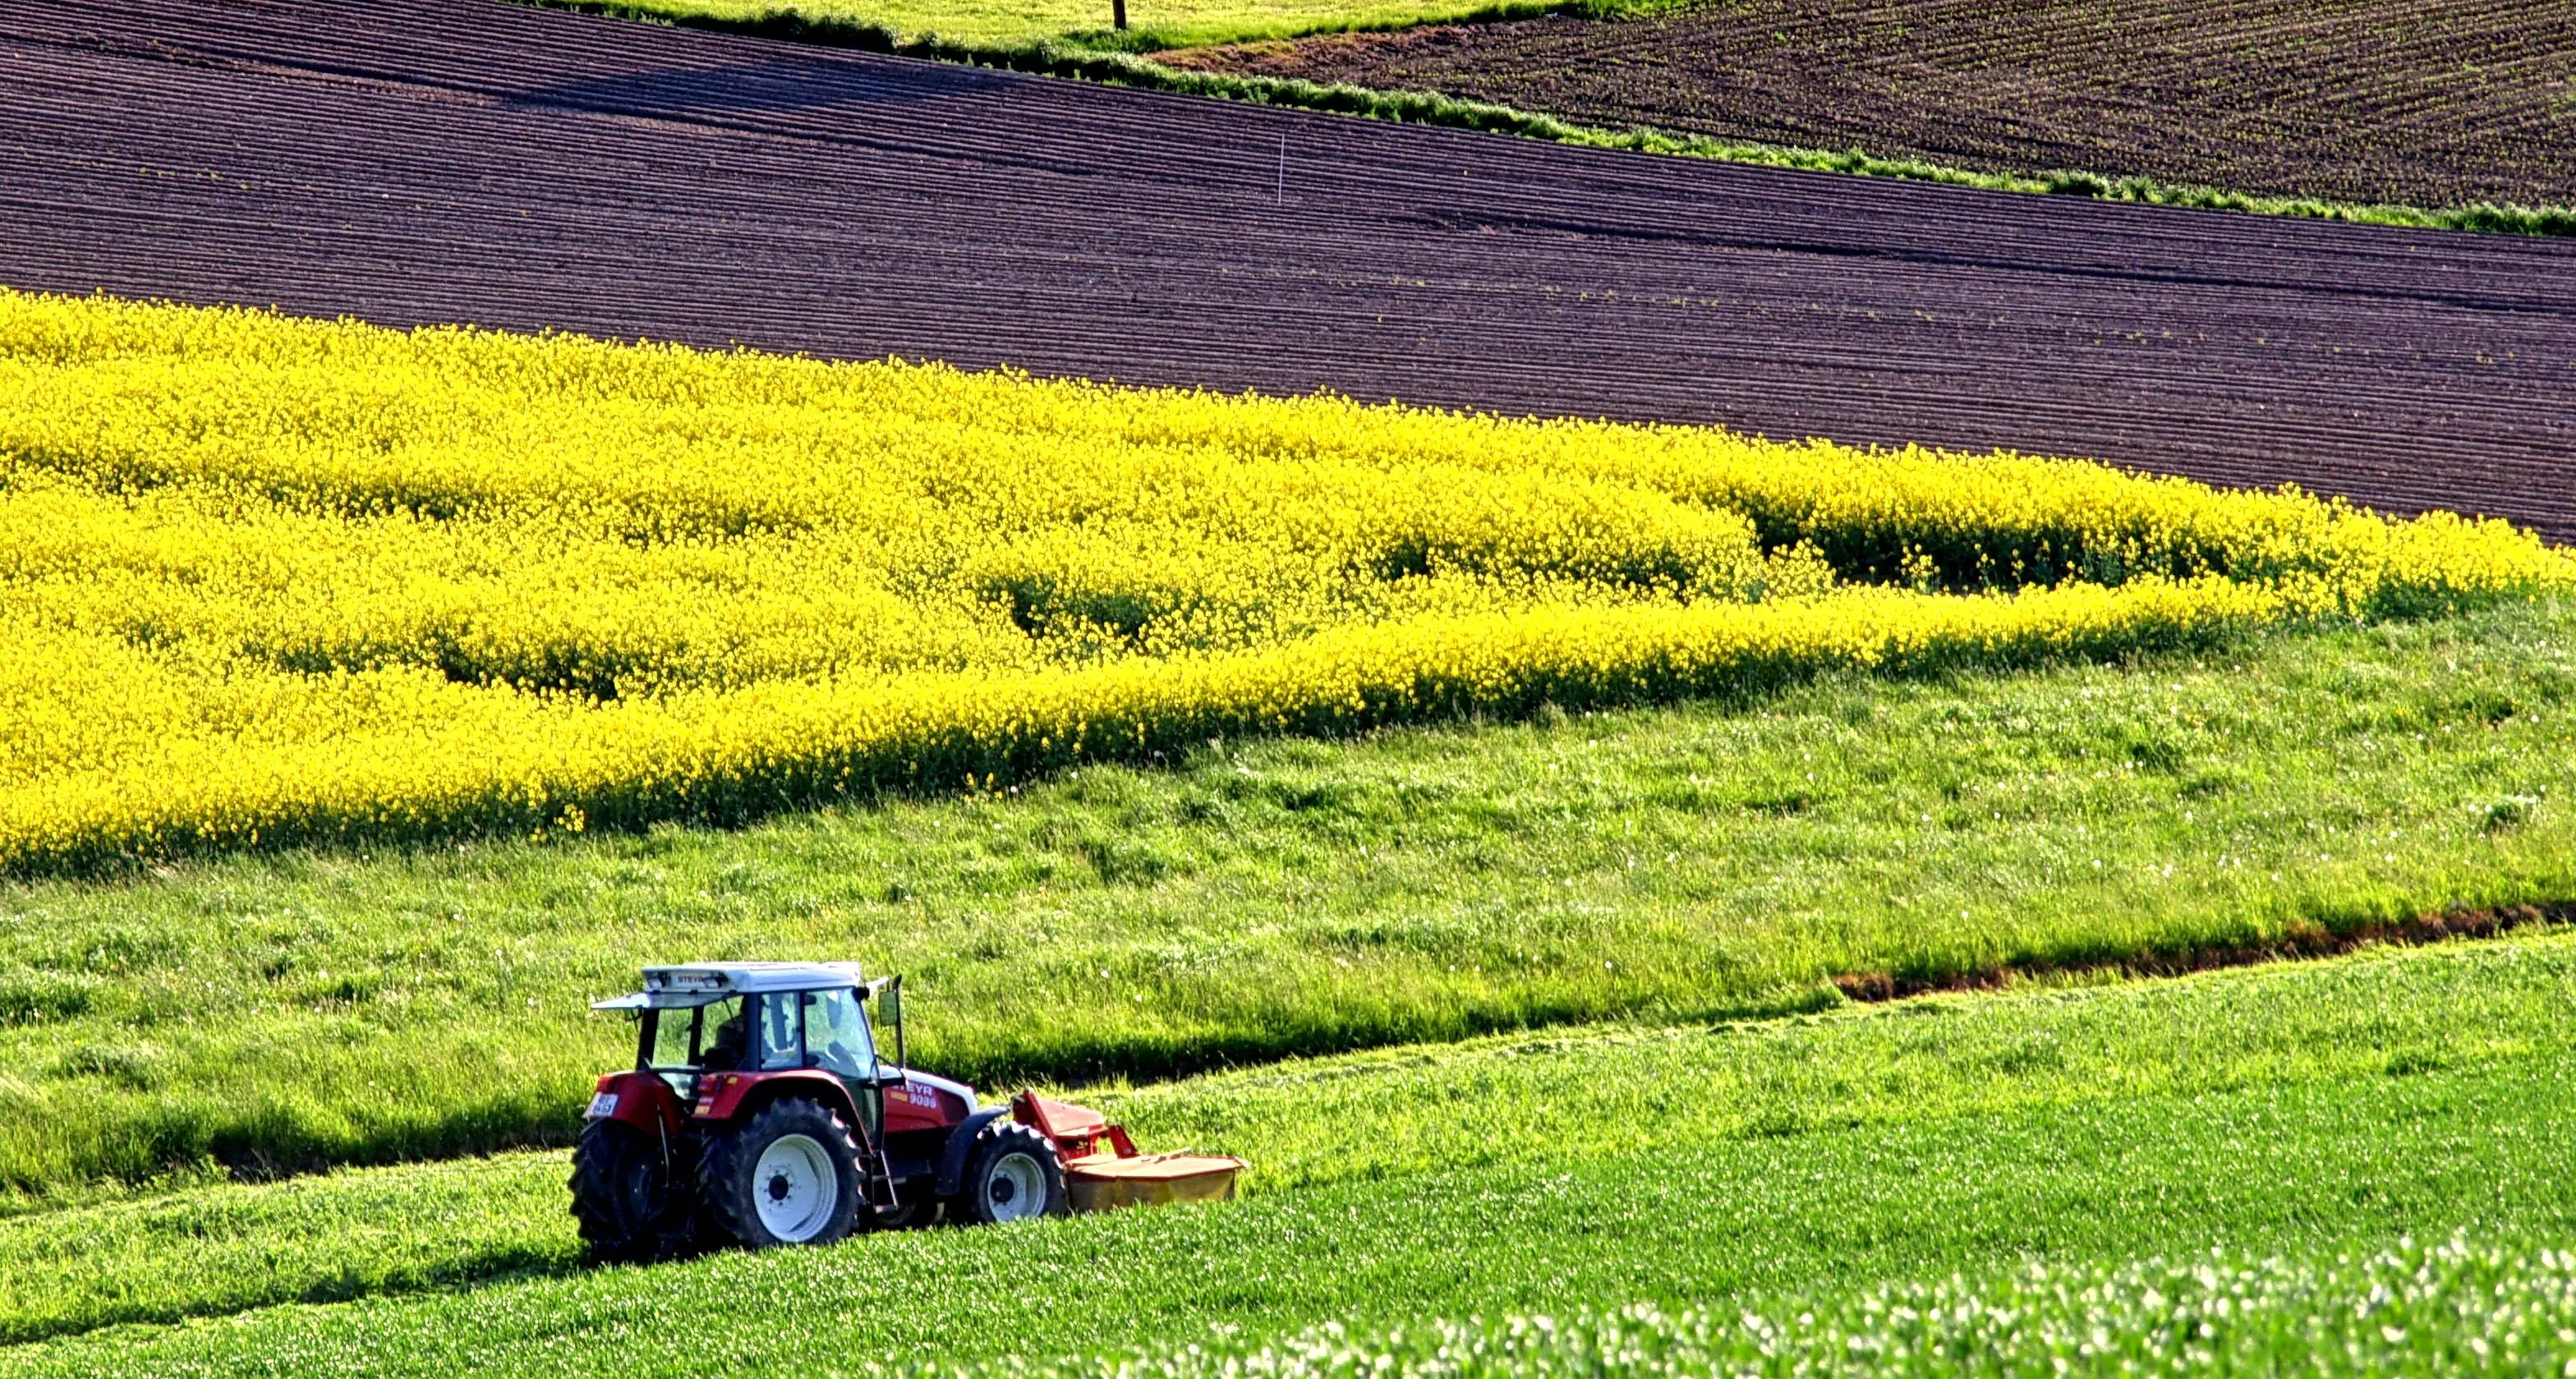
[0,1245,587,1349]
[1834,903,2576,1003]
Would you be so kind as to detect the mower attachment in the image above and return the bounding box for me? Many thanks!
[1010,1091,1243,1213]
[1061,1151,1244,1212]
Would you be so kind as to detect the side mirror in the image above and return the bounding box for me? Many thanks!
[886,974,905,1073]
[867,974,908,1076]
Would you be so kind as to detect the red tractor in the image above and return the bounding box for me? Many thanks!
[573,962,1240,1260]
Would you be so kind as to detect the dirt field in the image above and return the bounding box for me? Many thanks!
[3,0,2574,536]
[1168,0,2576,210]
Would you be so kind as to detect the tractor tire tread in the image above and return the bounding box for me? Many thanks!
[699,1096,866,1249]
[956,1119,1068,1225]
[568,1118,678,1264]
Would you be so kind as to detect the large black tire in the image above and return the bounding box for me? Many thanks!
[954,1121,1066,1225]
[699,1097,866,1249]
[568,1118,682,1264]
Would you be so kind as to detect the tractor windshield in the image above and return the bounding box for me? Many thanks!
[802,987,876,1079]
[743,988,876,1079]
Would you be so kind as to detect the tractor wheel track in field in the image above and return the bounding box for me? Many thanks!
[3,0,2574,536]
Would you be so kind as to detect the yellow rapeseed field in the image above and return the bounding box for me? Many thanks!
[0,288,2563,871]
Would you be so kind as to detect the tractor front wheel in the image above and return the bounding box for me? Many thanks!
[700,1097,865,1249]
[955,1121,1066,1225]
[568,1118,682,1264]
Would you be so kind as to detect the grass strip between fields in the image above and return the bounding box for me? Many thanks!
[536,0,2576,238]
[1,931,2570,1368]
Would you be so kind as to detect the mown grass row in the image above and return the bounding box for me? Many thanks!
[5,600,2574,1196]
[5,931,2572,1367]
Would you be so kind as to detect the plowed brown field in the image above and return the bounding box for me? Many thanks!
[1170,0,2576,211]
[3,0,2574,535]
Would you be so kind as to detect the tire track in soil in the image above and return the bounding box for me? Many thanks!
[2,0,2573,536]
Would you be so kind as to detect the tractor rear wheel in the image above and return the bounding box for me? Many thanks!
[955,1121,1065,1225]
[568,1118,683,1264]
[699,1097,865,1249]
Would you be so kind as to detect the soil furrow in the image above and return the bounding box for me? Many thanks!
[1171,0,2576,209]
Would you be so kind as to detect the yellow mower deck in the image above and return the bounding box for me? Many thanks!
[1064,1151,1243,1212]
[1010,1090,1244,1212]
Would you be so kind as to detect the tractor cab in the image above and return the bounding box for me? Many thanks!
[592,963,962,1142]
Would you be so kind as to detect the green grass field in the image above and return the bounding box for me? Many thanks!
[902,1233,2576,1379]
[4,930,2570,1369]
[5,600,2572,1197]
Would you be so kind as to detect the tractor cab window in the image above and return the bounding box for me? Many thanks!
[801,987,876,1080]
[757,993,803,1071]
[643,996,747,1096]
[697,998,751,1072]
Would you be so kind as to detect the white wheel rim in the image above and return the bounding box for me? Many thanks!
[984,1151,1046,1223]
[754,1133,840,1243]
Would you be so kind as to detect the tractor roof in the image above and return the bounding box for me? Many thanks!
[592,961,868,1009]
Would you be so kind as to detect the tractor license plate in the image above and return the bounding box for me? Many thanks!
[586,1092,619,1119]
